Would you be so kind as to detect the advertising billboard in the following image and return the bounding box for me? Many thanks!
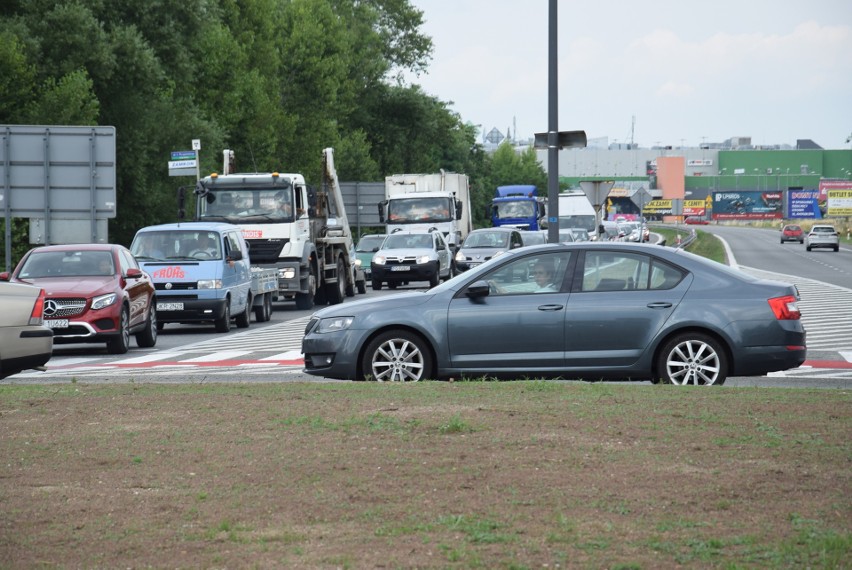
[786,189,822,219]
[712,191,782,220]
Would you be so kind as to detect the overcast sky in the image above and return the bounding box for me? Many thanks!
[404,0,852,150]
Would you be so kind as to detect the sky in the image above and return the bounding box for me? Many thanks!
[404,0,852,150]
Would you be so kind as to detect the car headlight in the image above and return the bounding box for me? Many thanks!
[373,255,387,265]
[197,279,222,289]
[455,251,466,262]
[279,267,296,279]
[417,255,433,264]
[354,259,363,267]
[316,316,354,333]
[91,293,117,310]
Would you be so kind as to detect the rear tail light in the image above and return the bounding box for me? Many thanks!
[768,295,801,320]
[29,289,46,325]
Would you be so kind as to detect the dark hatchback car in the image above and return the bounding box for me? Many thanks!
[303,243,806,384]
[1,244,157,354]
[780,224,804,244]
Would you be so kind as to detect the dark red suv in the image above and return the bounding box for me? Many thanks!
[1,244,157,354]
[780,224,804,244]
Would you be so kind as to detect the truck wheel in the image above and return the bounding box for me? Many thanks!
[326,258,346,305]
[254,293,271,322]
[295,268,317,310]
[215,300,231,332]
[235,294,251,328]
[372,280,382,290]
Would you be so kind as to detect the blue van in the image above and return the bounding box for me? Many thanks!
[130,222,253,332]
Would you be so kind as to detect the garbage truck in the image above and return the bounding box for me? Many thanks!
[194,148,364,310]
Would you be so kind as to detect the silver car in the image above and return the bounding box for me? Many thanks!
[0,282,53,379]
[455,228,524,272]
[804,225,839,252]
[370,230,452,289]
[303,242,807,384]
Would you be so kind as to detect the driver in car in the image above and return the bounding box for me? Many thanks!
[190,233,219,258]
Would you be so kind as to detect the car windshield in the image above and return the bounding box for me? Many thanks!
[464,232,510,248]
[812,226,835,233]
[18,250,114,278]
[356,236,385,252]
[131,231,221,260]
[383,234,432,249]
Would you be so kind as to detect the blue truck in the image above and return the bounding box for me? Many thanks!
[490,185,547,231]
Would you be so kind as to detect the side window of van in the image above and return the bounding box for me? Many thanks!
[224,232,243,259]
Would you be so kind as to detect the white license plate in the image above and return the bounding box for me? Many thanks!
[45,319,69,329]
[157,302,184,311]
[390,266,410,272]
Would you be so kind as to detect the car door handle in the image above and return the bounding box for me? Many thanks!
[647,302,673,309]
[538,304,564,311]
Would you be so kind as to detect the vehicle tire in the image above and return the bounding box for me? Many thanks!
[799,239,804,244]
[345,270,356,297]
[834,246,839,252]
[429,271,439,288]
[388,282,398,289]
[656,332,728,386]
[372,280,382,290]
[325,258,346,305]
[255,293,272,322]
[356,279,366,294]
[107,306,131,354]
[235,294,251,328]
[806,246,812,251]
[135,304,157,348]
[156,321,165,331]
[215,299,231,332]
[295,267,317,310]
[360,330,433,382]
[780,239,784,244]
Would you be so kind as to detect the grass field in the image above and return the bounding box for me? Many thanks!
[1,382,849,568]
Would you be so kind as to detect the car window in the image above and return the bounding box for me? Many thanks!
[480,251,573,295]
[580,251,683,292]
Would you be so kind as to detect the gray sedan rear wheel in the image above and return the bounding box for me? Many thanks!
[657,333,728,386]
[361,330,433,382]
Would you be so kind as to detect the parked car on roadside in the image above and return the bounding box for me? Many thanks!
[371,229,452,289]
[1,244,156,354]
[804,225,839,252]
[780,224,804,244]
[455,227,524,272]
[354,234,386,281]
[0,282,53,379]
[303,242,807,385]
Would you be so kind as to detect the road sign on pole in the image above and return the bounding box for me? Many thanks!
[579,180,615,240]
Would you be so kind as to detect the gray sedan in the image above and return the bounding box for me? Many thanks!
[302,243,807,384]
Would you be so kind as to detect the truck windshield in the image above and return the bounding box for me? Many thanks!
[495,201,534,219]
[199,188,296,222]
[387,197,452,223]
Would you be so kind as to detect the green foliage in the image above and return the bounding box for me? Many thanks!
[0,0,530,247]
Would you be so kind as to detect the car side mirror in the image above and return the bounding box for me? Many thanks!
[0,272,9,281]
[126,268,143,279]
[466,280,490,298]
[227,250,243,262]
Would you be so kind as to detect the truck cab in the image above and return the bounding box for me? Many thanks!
[130,222,253,332]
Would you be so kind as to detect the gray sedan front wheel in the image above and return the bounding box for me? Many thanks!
[361,330,433,382]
